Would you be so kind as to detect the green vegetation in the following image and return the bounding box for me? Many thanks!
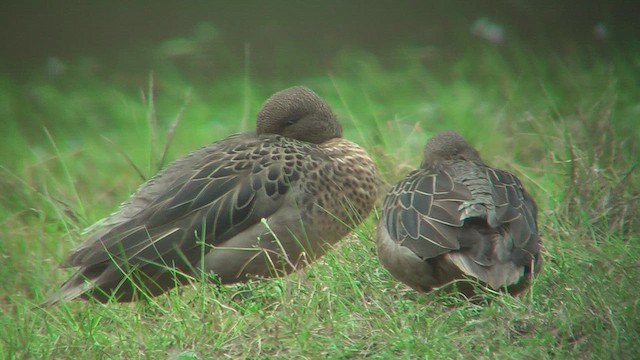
[1,43,638,359]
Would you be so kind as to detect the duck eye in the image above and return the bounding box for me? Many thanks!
[285,117,298,126]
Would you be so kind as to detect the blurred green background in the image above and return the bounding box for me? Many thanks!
[1,0,638,155]
[2,1,637,76]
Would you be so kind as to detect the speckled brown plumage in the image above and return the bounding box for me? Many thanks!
[377,131,541,296]
[44,86,380,305]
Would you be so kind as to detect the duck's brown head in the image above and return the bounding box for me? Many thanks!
[421,130,482,168]
[257,86,342,144]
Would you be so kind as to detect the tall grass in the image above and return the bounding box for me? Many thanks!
[1,44,638,358]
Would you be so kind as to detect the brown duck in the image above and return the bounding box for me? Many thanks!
[377,131,541,296]
[44,86,380,305]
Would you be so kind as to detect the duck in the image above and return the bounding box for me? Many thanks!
[377,130,541,297]
[44,86,381,305]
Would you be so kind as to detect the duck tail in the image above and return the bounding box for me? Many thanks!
[40,271,94,307]
[446,252,524,290]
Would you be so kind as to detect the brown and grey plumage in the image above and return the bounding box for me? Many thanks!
[44,86,380,305]
[377,131,541,296]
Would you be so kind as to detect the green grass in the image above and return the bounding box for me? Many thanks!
[1,43,639,359]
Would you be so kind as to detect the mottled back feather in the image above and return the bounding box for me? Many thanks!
[60,134,333,287]
[383,162,538,266]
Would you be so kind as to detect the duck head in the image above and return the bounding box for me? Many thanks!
[257,86,342,144]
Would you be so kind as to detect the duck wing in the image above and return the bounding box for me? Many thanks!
[381,161,539,288]
[47,133,309,303]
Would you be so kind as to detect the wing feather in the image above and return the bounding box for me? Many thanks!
[63,133,307,288]
[381,161,539,270]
